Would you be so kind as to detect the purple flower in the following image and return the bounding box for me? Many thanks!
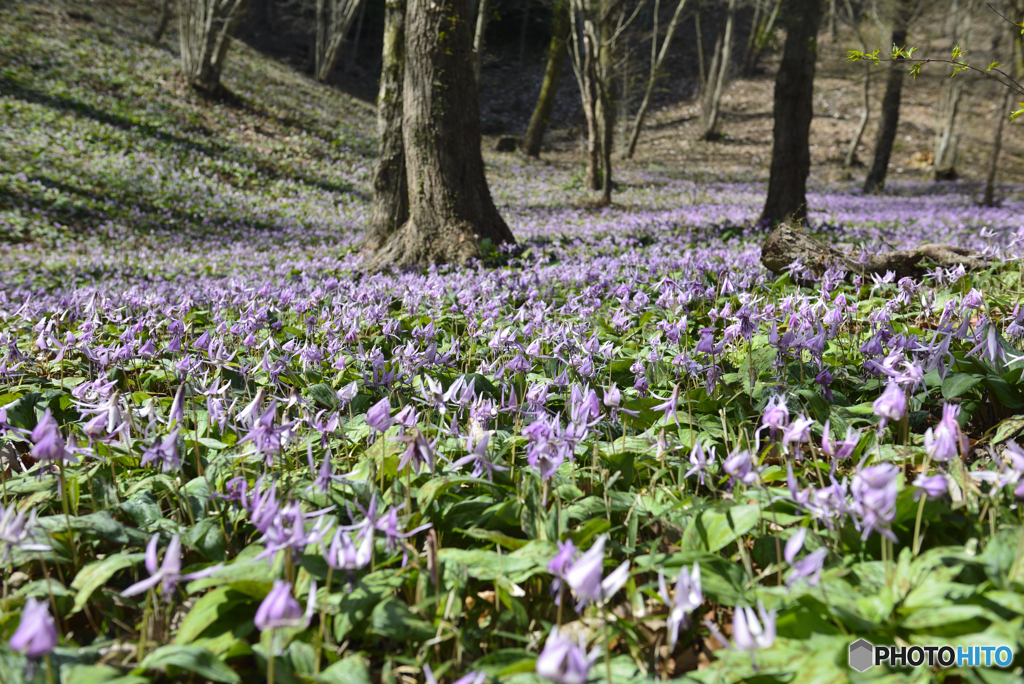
[781,414,814,457]
[366,398,393,433]
[732,602,776,652]
[122,534,219,599]
[30,409,75,465]
[396,429,437,474]
[784,527,808,564]
[924,403,966,463]
[913,473,948,501]
[254,579,316,631]
[761,396,789,440]
[821,420,858,462]
[140,430,181,472]
[451,433,508,481]
[0,503,49,562]
[872,382,906,433]
[723,447,758,487]
[323,524,373,572]
[564,535,630,607]
[683,441,715,486]
[9,597,57,658]
[424,664,485,684]
[658,563,702,650]
[535,630,598,684]
[850,463,900,541]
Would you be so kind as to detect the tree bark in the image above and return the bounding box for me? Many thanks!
[597,0,621,204]
[759,0,822,224]
[842,0,869,167]
[372,0,514,267]
[863,5,910,193]
[983,86,1011,206]
[523,0,570,157]
[178,0,252,92]
[933,0,975,180]
[694,9,706,91]
[699,0,735,140]
[314,0,362,82]
[365,0,408,250]
[153,0,172,41]
[473,0,489,83]
[761,224,988,280]
[624,0,690,159]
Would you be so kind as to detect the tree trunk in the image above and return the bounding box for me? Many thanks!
[845,65,870,166]
[597,0,621,204]
[759,0,822,224]
[569,0,602,191]
[314,0,362,82]
[743,0,780,75]
[153,0,172,41]
[473,0,489,83]
[178,0,252,92]
[624,0,690,158]
[983,86,1011,206]
[700,0,736,140]
[695,9,706,91]
[372,0,514,267]
[933,0,975,180]
[365,0,408,250]
[346,0,368,72]
[863,7,909,193]
[523,0,570,157]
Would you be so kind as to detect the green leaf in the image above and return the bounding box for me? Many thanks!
[139,644,240,683]
[682,504,760,553]
[183,516,227,561]
[316,655,372,684]
[900,604,990,629]
[70,553,145,613]
[368,597,436,641]
[175,587,254,644]
[306,383,338,410]
[941,372,981,399]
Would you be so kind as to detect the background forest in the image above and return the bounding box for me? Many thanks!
[3,0,1024,683]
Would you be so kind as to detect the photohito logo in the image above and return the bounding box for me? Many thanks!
[848,639,1014,672]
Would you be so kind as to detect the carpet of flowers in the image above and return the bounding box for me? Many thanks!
[3,2,1024,683]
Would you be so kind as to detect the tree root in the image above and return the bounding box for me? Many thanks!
[760,224,989,280]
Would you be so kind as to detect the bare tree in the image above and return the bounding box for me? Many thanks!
[178,0,252,92]
[365,0,408,250]
[742,0,780,75]
[624,0,691,158]
[933,0,977,179]
[153,0,173,41]
[313,0,363,82]
[473,0,491,82]
[863,0,917,193]
[524,0,571,157]
[841,0,871,167]
[372,0,514,266]
[760,0,823,224]
[699,0,736,140]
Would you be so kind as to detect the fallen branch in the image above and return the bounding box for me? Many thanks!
[760,224,989,280]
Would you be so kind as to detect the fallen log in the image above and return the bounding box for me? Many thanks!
[760,224,989,280]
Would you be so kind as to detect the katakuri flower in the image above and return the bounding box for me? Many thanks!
[658,563,702,650]
[535,630,599,684]
[122,533,220,598]
[872,382,906,433]
[254,579,317,632]
[564,535,630,608]
[9,597,58,658]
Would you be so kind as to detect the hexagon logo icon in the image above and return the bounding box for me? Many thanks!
[849,638,874,672]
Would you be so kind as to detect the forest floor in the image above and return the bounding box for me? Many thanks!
[3,2,1024,684]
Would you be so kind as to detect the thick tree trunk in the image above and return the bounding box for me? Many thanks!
[695,9,706,91]
[597,0,621,204]
[178,0,251,92]
[863,18,909,193]
[759,0,822,224]
[624,0,690,159]
[314,0,362,82]
[153,0,172,41]
[570,0,602,191]
[700,0,735,140]
[365,0,408,250]
[523,0,570,157]
[372,0,514,267]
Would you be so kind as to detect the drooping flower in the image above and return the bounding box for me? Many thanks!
[30,409,75,465]
[913,473,948,501]
[366,398,393,433]
[122,534,219,599]
[761,395,789,440]
[424,664,485,684]
[684,441,715,486]
[873,382,906,433]
[535,630,599,684]
[140,430,181,472]
[254,579,317,632]
[732,602,777,652]
[564,535,630,608]
[658,563,702,650]
[821,420,858,462]
[9,597,58,658]
[850,463,900,541]
[723,447,758,487]
[323,524,373,572]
